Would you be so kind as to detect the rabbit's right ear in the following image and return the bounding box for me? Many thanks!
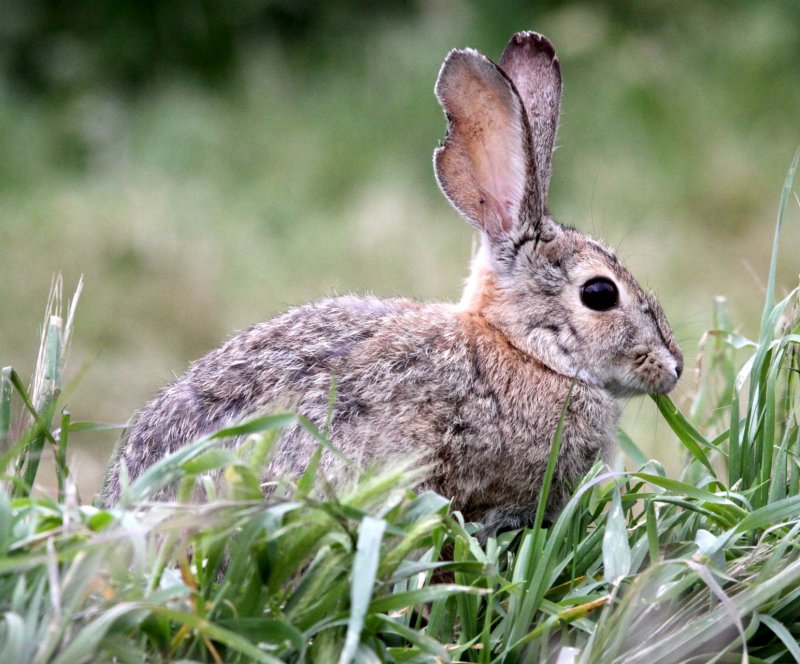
[433,48,543,240]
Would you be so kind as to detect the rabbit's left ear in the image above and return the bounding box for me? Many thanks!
[433,48,541,240]
[499,31,562,202]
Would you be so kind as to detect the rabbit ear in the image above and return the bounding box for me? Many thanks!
[433,48,542,239]
[499,32,562,200]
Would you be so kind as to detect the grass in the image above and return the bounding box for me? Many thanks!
[1,158,799,661]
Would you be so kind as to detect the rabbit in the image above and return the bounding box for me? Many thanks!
[103,31,683,531]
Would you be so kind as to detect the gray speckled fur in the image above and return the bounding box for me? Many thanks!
[103,32,683,531]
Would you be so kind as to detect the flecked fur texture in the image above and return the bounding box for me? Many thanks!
[104,32,683,531]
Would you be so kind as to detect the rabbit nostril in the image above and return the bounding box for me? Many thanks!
[674,357,684,379]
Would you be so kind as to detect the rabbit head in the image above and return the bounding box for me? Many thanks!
[434,31,682,398]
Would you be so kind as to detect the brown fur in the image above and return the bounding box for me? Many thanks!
[103,32,682,532]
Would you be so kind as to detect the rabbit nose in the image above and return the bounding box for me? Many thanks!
[674,355,684,379]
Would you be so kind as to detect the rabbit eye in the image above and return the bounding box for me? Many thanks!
[580,277,618,311]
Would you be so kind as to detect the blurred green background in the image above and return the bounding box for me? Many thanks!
[2,0,799,496]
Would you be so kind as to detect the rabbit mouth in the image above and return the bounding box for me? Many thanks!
[606,348,680,397]
[634,348,680,394]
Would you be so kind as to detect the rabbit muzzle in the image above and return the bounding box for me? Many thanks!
[605,344,682,397]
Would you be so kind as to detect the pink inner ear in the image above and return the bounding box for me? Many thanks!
[501,198,519,229]
[480,193,521,233]
[470,93,528,235]
[434,50,530,238]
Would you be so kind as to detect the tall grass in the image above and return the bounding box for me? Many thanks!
[1,154,799,662]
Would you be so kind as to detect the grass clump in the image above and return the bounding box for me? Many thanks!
[1,154,799,662]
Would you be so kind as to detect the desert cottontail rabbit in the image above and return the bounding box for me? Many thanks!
[104,32,683,530]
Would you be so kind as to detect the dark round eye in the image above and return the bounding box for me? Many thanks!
[580,277,619,311]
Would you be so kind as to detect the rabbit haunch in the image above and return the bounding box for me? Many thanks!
[104,32,682,530]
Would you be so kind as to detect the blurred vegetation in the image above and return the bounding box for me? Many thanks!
[1,0,799,494]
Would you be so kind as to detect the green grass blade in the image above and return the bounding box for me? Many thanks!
[602,487,631,583]
[375,614,450,659]
[645,500,659,564]
[728,394,741,487]
[366,585,485,614]
[759,613,800,662]
[761,147,800,334]
[633,473,737,506]
[733,495,800,535]
[0,367,11,445]
[339,515,386,664]
[651,394,717,472]
[55,410,69,502]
